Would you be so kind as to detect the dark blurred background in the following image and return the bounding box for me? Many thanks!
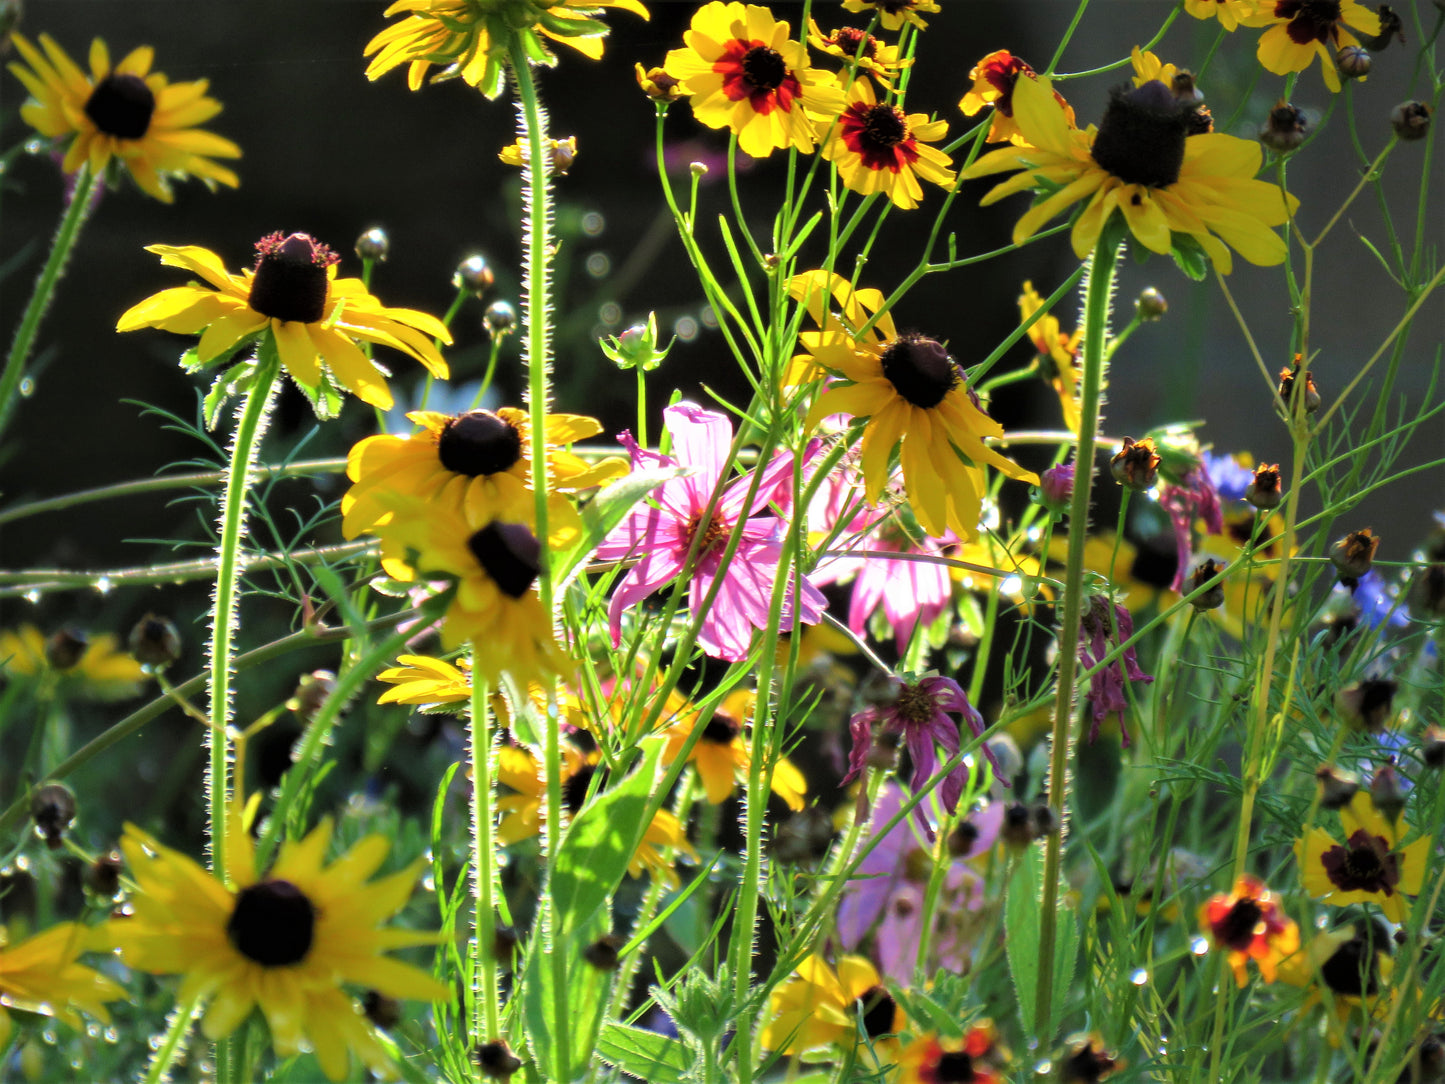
[0,0,1440,742]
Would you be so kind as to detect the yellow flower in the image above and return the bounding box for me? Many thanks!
[0,624,146,701]
[108,820,449,1082]
[961,71,1298,273]
[7,34,239,202]
[1018,281,1082,433]
[896,1023,1005,1083]
[364,0,648,99]
[819,76,954,210]
[1297,793,1430,924]
[116,234,450,413]
[499,135,577,175]
[805,19,912,85]
[959,50,1075,146]
[495,743,697,885]
[663,3,845,159]
[1183,0,1260,31]
[377,653,472,707]
[659,689,807,809]
[0,923,124,1048]
[1243,0,1380,92]
[1277,922,1395,1044]
[839,0,940,31]
[1199,874,1300,986]
[1046,532,1163,615]
[342,407,624,578]
[759,954,903,1057]
[792,269,1037,539]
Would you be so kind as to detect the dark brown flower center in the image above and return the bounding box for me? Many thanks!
[742,46,786,91]
[466,522,541,599]
[228,879,316,966]
[1090,80,1190,188]
[701,713,741,744]
[563,763,597,814]
[1320,830,1400,895]
[687,513,730,556]
[879,333,959,409]
[1277,0,1343,44]
[1320,935,1379,996]
[1214,898,1263,951]
[830,27,880,59]
[858,104,908,154]
[893,681,939,726]
[438,411,524,476]
[936,1052,978,1082]
[85,73,155,139]
[247,232,338,324]
[853,985,897,1038]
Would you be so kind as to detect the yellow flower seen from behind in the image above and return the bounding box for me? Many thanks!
[760,953,903,1057]
[0,624,146,701]
[0,923,124,1048]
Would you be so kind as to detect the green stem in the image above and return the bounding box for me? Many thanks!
[209,353,281,877]
[141,995,202,1084]
[1035,233,1119,1042]
[0,166,97,443]
[468,663,503,1043]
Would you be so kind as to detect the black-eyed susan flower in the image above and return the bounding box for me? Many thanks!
[1277,920,1394,1041]
[364,0,648,99]
[1298,792,1429,924]
[495,743,696,884]
[959,50,1074,145]
[1018,280,1082,432]
[840,0,940,31]
[0,923,124,1048]
[1183,0,1261,31]
[896,1023,1004,1083]
[659,688,807,808]
[107,820,449,1083]
[0,624,146,701]
[1243,0,1381,93]
[1200,874,1301,986]
[819,76,954,209]
[760,954,904,1058]
[806,19,911,85]
[663,2,846,159]
[377,653,471,708]
[116,234,451,416]
[342,408,624,577]
[793,270,1037,539]
[960,71,1298,273]
[8,34,240,202]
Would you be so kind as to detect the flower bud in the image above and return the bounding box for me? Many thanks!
[599,311,672,372]
[1316,764,1360,810]
[454,254,495,297]
[690,161,709,179]
[45,627,87,670]
[1369,762,1407,821]
[1260,101,1309,153]
[634,62,682,103]
[1135,287,1167,321]
[1244,463,1283,510]
[127,613,181,669]
[86,850,124,898]
[1335,45,1372,80]
[1036,463,1075,514]
[484,300,517,336]
[1278,362,1320,414]
[31,782,76,849]
[1392,101,1433,141]
[1331,527,1380,582]
[582,934,623,971]
[1110,436,1161,492]
[474,1039,523,1079]
[1336,678,1397,733]
[288,670,337,723]
[1187,558,1227,611]
[354,227,390,263]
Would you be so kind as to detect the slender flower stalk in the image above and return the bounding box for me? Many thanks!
[0,165,97,442]
[468,662,503,1043]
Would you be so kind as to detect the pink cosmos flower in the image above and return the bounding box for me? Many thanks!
[597,402,825,662]
[1159,462,1223,592]
[1079,596,1154,744]
[842,674,998,820]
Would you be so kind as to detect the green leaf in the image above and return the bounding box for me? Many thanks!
[595,1024,691,1083]
[1169,231,1210,281]
[555,467,688,585]
[1005,843,1042,1037]
[1050,897,1081,1040]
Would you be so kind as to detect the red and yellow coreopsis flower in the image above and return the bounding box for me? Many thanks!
[820,76,954,209]
[1243,0,1382,92]
[1298,792,1429,924]
[1200,874,1300,986]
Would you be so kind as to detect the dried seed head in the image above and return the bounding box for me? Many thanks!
[288,670,337,723]
[1392,101,1433,141]
[1369,762,1407,821]
[45,627,88,670]
[1335,678,1397,733]
[484,299,517,336]
[85,849,124,898]
[1110,436,1161,492]
[127,613,181,669]
[1422,726,1445,770]
[1260,101,1310,153]
[1316,764,1361,809]
[31,782,76,849]
[1278,361,1321,414]
[1331,528,1380,582]
[1361,5,1405,50]
[474,1039,523,1079]
[1244,463,1283,510]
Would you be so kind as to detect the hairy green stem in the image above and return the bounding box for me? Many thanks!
[468,663,503,1043]
[1035,234,1119,1041]
[141,995,202,1084]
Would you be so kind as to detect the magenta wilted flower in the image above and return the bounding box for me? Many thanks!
[837,782,1000,982]
[1078,596,1154,744]
[843,675,999,818]
[1037,462,1074,515]
[1158,462,1223,592]
[597,402,825,661]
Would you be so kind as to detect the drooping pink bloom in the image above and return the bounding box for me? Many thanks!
[1078,596,1154,744]
[842,674,998,820]
[1159,462,1223,592]
[837,782,1000,982]
[597,402,825,662]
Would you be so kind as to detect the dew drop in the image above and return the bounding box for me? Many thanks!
[698,306,719,329]
[422,874,436,891]
[24,138,46,155]
[18,377,34,397]
[1191,936,1210,955]
[85,1023,100,1038]
[94,575,113,595]
[102,1028,119,1044]
[23,590,40,604]
[585,252,611,278]
[581,211,606,237]
[1001,575,1022,596]
[1034,1059,1053,1075]
[597,301,621,326]
[41,1027,57,1044]
[673,315,699,343]
[1129,967,1149,985]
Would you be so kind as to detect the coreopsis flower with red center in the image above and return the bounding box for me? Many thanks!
[663,3,846,159]
[1298,791,1429,923]
[364,0,649,99]
[117,234,450,417]
[1200,874,1301,986]
[791,269,1038,539]
[806,19,911,85]
[896,1023,1004,1084]
[1243,0,1382,93]
[1017,280,1083,432]
[1078,596,1154,744]
[959,50,1074,145]
[1183,0,1262,30]
[820,76,954,209]
[8,34,240,202]
[961,72,1299,273]
[759,954,904,1058]
[840,0,940,31]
